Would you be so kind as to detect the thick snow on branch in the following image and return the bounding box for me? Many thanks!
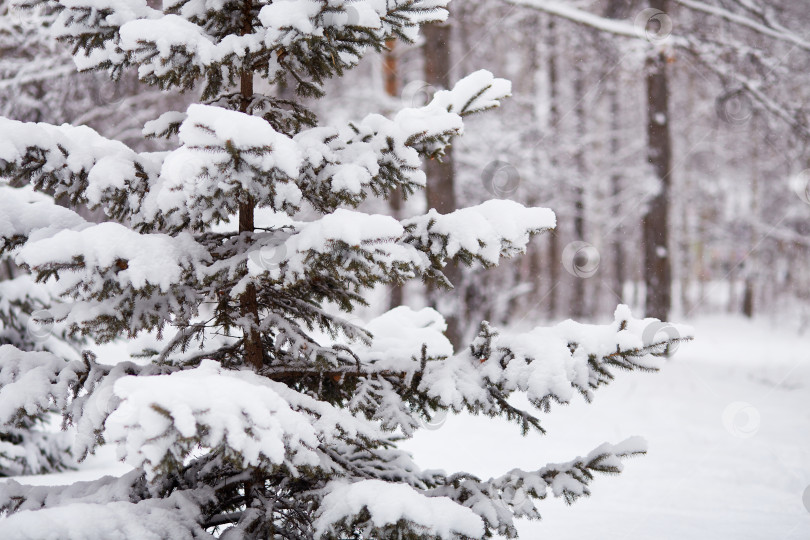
[499,436,647,507]
[403,199,555,274]
[105,360,387,479]
[314,480,485,539]
[292,70,507,211]
[109,0,447,70]
[294,103,458,203]
[0,469,144,513]
[1,109,536,341]
[45,0,449,97]
[0,491,211,540]
[244,209,424,286]
[420,305,693,418]
[429,436,648,536]
[0,470,208,537]
[0,346,74,425]
[140,104,303,230]
[356,306,453,369]
[0,274,53,315]
[0,69,509,236]
[0,186,86,252]
[17,223,210,294]
[0,117,159,219]
[0,424,74,477]
[0,343,76,476]
[433,69,513,116]
[238,199,550,301]
[0,345,78,473]
[326,305,688,438]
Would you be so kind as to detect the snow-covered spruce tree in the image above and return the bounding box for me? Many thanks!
[0,1,66,123]
[0,187,80,476]
[0,2,102,125]
[0,0,690,537]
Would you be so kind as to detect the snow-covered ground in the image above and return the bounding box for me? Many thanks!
[403,315,810,539]
[5,314,809,538]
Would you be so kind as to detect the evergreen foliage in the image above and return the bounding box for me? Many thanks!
[0,189,80,477]
[0,1,690,537]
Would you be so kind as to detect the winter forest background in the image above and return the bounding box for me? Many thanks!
[8,0,810,331]
[0,0,808,538]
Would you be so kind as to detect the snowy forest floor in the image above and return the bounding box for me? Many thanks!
[4,314,809,539]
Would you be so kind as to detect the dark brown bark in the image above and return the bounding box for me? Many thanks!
[387,187,405,310]
[383,39,405,310]
[643,0,673,321]
[742,279,754,318]
[742,124,760,318]
[422,21,463,349]
[236,1,264,521]
[239,0,263,371]
[383,39,399,98]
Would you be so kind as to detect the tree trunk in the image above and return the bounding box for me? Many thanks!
[572,56,587,319]
[383,38,399,98]
[609,77,625,304]
[523,13,543,316]
[547,18,561,319]
[742,279,754,318]
[742,123,760,318]
[604,0,626,306]
[643,0,673,321]
[422,21,463,348]
[383,39,405,310]
[239,0,263,371]
[423,23,456,215]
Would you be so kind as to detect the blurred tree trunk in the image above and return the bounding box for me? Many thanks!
[742,126,760,318]
[679,92,693,316]
[383,39,398,98]
[423,23,456,214]
[609,77,625,305]
[522,13,543,316]
[383,38,405,310]
[571,54,587,318]
[605,0,625,306]
[643,0,673,320]
[547,18,561,319]
[742,278,754,317]
[423,21,463,348]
